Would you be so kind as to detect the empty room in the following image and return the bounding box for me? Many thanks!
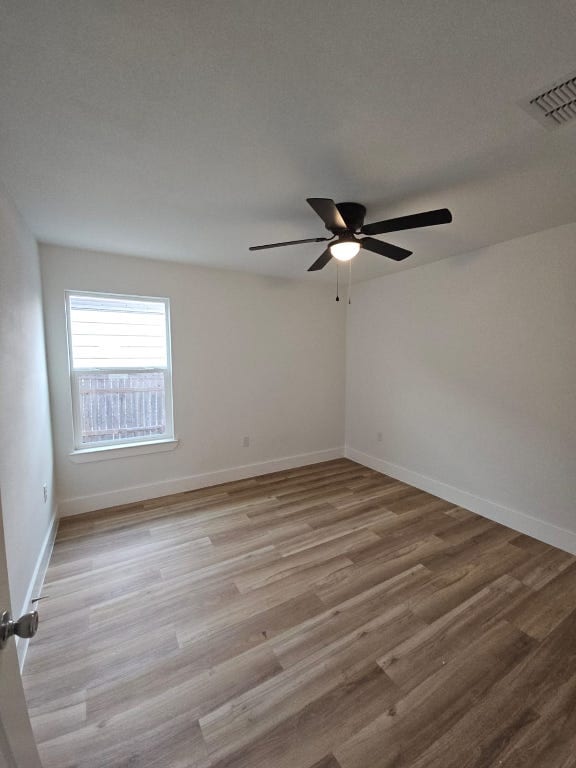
[1,2,576,766]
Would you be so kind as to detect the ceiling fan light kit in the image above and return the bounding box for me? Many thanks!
[249,198,452,273]
[330,236,360,261]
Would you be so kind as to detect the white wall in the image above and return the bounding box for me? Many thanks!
[0,187,56,629]
[40,244,346,515]
[346,223,576,553]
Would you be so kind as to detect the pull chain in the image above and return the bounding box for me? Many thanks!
[335,262,340,302]
[348,260,352,305]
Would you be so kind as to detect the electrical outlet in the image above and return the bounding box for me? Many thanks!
[242,436,250,448]
[42,483,48,503]
[377,432,383,443]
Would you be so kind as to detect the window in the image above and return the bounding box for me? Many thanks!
[66,292,174,451]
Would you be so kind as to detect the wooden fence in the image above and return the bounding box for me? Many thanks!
[77,372,166,443]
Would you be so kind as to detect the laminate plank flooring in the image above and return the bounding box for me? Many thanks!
[22,459,576,768]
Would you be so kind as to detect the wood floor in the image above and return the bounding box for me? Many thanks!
[23,459,576,768]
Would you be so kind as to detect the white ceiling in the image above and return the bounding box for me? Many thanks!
[1,0,576,282]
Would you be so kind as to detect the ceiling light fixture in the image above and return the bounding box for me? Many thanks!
[330,236,360,262]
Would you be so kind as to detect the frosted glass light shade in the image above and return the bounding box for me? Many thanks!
[330,240,360,261]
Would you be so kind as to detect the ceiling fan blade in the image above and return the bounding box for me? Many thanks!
[249,237,329,251]
[307,248,333,271]
[361,208,452,236]
[361,237,412,261]
[307,198,347,232]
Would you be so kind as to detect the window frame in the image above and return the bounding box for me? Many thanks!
[65,290,175,452]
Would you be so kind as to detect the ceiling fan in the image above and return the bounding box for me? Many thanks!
[249,198,453,271]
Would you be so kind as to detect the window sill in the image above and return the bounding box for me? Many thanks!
[69,438,179,463]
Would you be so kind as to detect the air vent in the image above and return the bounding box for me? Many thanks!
[523,73,576,129]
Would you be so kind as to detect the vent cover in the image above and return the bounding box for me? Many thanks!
[523,73,576,129]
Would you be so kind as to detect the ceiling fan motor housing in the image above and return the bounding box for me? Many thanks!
[335,202,366,233]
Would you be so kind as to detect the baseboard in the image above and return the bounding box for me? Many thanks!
[59,447,345,517]
[346,446,576,556]
[17,505,58,670]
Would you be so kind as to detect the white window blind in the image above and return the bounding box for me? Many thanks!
[66,292,174,450]
[68,295,167,369]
